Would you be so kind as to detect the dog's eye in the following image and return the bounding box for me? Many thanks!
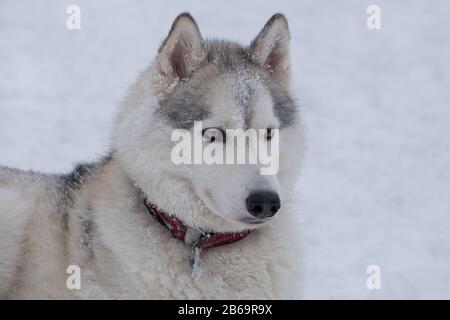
[202,128,225,143]
[266,128,274,141]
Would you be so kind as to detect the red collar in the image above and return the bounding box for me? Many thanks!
[141,195,252,279]
[142,199,252,251]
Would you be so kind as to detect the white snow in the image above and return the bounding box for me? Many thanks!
[1,0,449,299]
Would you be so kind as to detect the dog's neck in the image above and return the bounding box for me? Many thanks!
[80,156,257,280]
[104,157,255,279]
[138,189,254,279]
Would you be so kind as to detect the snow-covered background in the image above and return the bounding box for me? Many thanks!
[1,0,449,299]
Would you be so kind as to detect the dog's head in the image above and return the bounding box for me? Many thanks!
[115,13,302,230]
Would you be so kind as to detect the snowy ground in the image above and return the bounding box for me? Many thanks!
[1,0,449,299]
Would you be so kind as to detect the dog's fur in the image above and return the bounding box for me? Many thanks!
[0,13,304,299]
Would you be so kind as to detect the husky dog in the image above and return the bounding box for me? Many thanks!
[0,13,304,299]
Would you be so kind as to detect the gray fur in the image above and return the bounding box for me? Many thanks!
[157,39,297,129]
[157,78,211,129]
[269,83,298,128]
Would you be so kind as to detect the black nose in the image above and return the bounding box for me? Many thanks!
[246,191,281,218]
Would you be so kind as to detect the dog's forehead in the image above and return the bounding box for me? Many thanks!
[157,41,297,130]
[205,71,277,129]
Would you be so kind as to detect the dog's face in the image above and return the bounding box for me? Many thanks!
[172,72,283,226]
[115,13,301,230]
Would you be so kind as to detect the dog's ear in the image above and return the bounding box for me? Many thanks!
[250,14,291,86]
[157,13,204,82]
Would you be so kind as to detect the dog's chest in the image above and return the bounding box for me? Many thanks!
[85,218,277,299]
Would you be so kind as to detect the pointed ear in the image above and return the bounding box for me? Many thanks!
[250,14,291,85]
[158,13,204,82]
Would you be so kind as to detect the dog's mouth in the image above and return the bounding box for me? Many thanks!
[240,216,271,225]
[200,189,273,227]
